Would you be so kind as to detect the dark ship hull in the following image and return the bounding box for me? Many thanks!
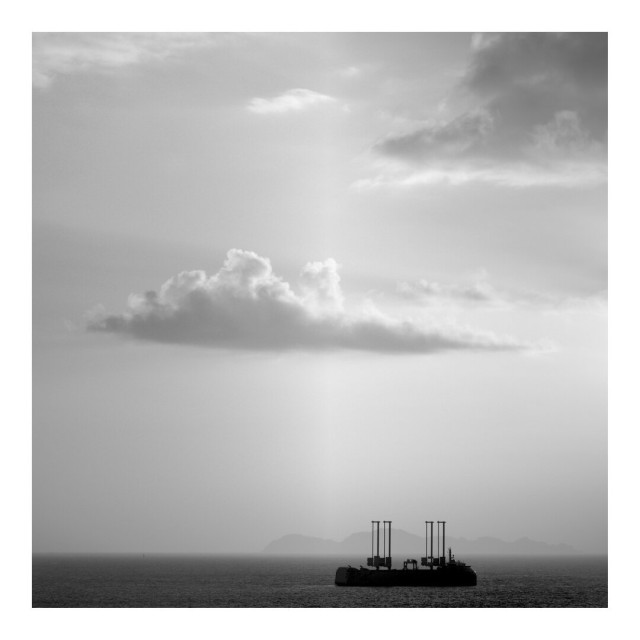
[335,564,477,587]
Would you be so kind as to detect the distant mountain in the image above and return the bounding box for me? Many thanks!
[263,529,576,555]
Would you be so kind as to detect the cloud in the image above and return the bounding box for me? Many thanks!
[337,66,361,78]
[397,274,607,313]
[352,159,607,190]
[87,249,532,354]
[247,89,337,114]
[365,33,607,189]
[530,110,603,157]
[378,110,495,162]
[466,33,607,105]
[397,278,501,305]
[32,32,223,89]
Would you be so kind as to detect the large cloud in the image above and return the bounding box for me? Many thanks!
[367,33,607,189]
[87,249,530,354]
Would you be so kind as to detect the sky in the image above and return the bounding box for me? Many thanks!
[32,32,607,554]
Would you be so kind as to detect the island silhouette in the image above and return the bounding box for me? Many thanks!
[264,529,576,555]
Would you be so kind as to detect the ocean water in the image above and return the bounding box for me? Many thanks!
[32,554,607,608]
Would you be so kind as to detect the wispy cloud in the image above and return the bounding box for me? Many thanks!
[396,274,607,313]
[337,66,361,78]
[87,249,534,354]
[359,33,607,190]
[32,32,223,89]
[351,158,607,190]
[247,89,336,115]
[397,278,501,305]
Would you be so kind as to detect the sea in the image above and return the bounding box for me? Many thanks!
[32,554,607,608]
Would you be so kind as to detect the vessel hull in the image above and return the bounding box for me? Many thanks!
[335,566,477,587]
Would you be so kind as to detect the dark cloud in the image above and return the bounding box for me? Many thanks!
[379,110,495,162]
[467,33,607,97]
[87,249,531,354]
[466,33,607,144]
[372,33,607,187]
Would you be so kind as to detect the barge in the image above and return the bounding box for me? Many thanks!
[335,520,477,587]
